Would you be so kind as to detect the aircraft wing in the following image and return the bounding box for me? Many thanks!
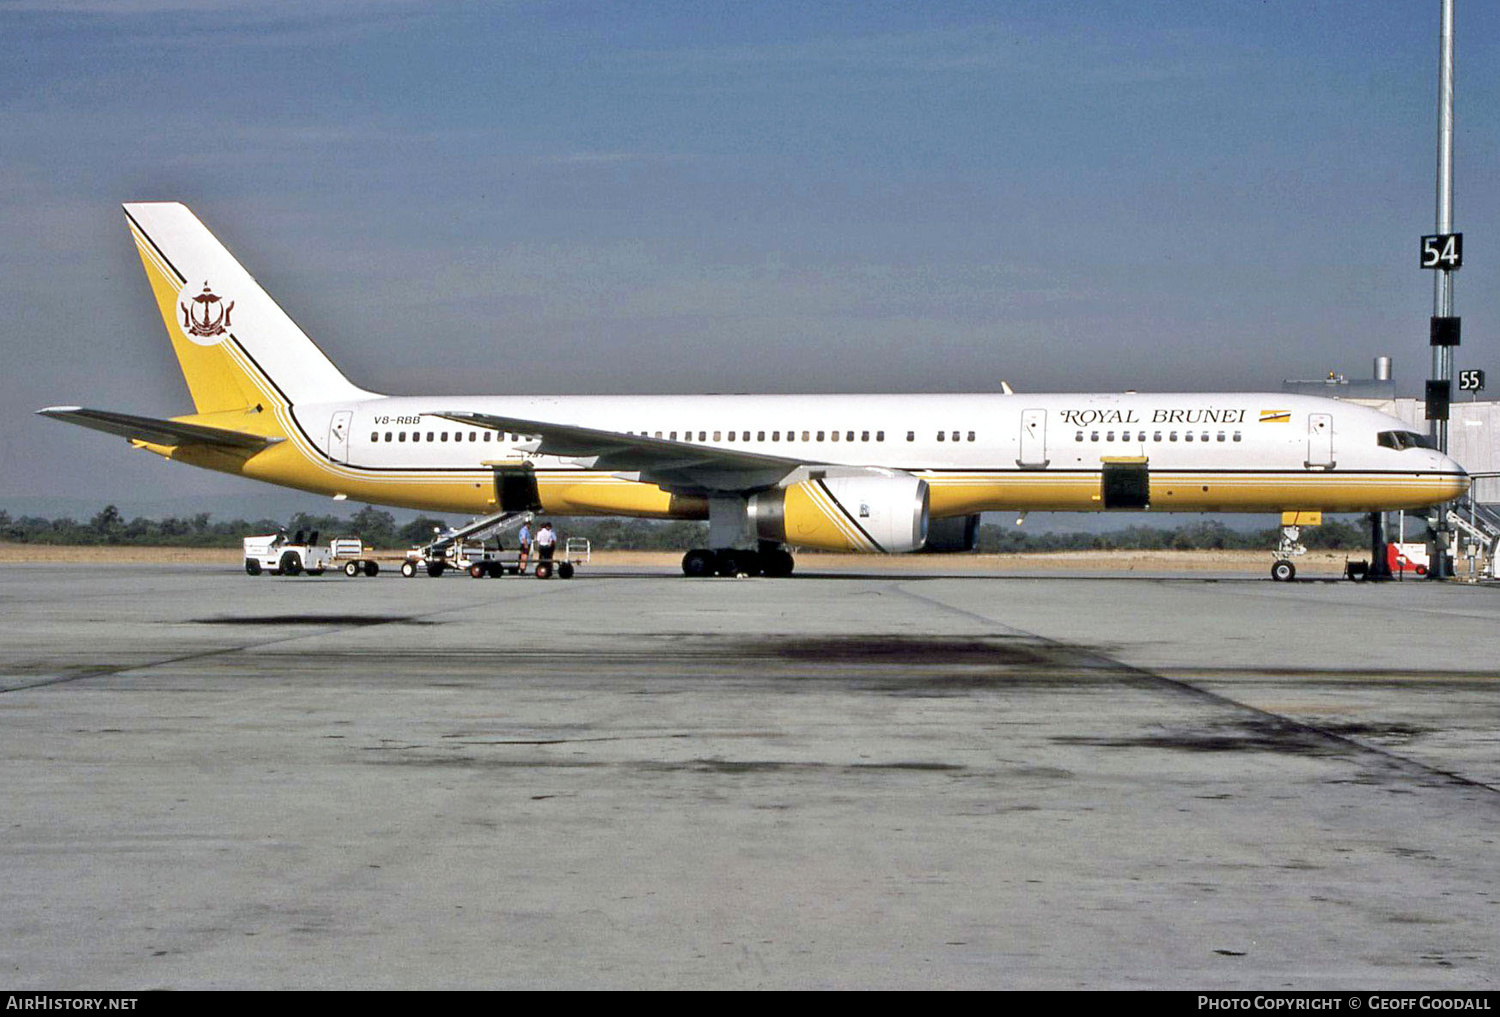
[434,410,810,492]
[37,406,283,452]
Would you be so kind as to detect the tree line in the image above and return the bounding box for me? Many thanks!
[0,505,1388,552]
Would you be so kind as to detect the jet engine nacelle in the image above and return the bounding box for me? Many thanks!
[748,475,929,553]
[922,513,981,553]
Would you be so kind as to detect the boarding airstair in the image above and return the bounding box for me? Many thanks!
[418,510,528,558]
[1446,498,1500,581]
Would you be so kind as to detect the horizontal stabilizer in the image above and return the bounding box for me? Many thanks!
[37,406,283,451]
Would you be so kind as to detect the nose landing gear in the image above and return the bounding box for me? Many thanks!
[1271,523,1305,582]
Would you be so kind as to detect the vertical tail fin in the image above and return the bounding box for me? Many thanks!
[124,202,372,414]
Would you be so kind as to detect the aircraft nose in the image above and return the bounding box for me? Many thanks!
[1439,452,1471,497]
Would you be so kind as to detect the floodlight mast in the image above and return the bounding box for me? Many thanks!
[1427,0,1458,579]
[1432,0,1456,444]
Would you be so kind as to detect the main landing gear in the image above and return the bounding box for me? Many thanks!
[681,547,795,578]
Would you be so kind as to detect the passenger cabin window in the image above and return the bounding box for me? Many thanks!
[1076,431,1085,442]
[876,431,885,441]
[967,431,975,442]
[937,431,946,442]
[758,431,766,441]
[906,431,915,442]
[385,431,393,442]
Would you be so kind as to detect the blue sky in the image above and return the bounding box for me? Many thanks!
[3,1,1496,513]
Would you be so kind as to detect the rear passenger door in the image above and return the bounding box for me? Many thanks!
[328,410,352,463]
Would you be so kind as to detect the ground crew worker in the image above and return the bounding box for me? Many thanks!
[534,521,557,568]
[517,518,532,572]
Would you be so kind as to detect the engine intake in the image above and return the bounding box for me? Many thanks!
[748,475,928,553]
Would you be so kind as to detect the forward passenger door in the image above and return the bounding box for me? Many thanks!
[1018,409,1048,468]
[1306,413,1334,469]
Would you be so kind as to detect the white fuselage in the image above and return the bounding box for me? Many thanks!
[268,391,1465,519]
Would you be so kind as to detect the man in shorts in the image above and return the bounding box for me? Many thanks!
[516,518,532,573]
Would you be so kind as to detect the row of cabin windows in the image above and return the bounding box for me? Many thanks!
[1076,430,1242,443]
[371,430,536,443]
[627,429,889,443]
[625,430,978,444]
[372,428,981,445]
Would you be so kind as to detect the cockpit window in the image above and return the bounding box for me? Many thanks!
[1377,430,1434,451]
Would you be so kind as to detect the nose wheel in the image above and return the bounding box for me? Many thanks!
[1271,560,1296,582]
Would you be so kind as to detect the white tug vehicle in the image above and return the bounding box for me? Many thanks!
[243,531,379,577]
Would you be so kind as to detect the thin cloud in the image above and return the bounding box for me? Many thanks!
[620,20,1235,87]
[539,152,701,167]
[1,0,419,14]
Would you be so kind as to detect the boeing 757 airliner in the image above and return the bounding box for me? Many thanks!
[40,203,1468,578]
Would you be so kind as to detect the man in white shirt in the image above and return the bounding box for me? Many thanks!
[534,522,557,569]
